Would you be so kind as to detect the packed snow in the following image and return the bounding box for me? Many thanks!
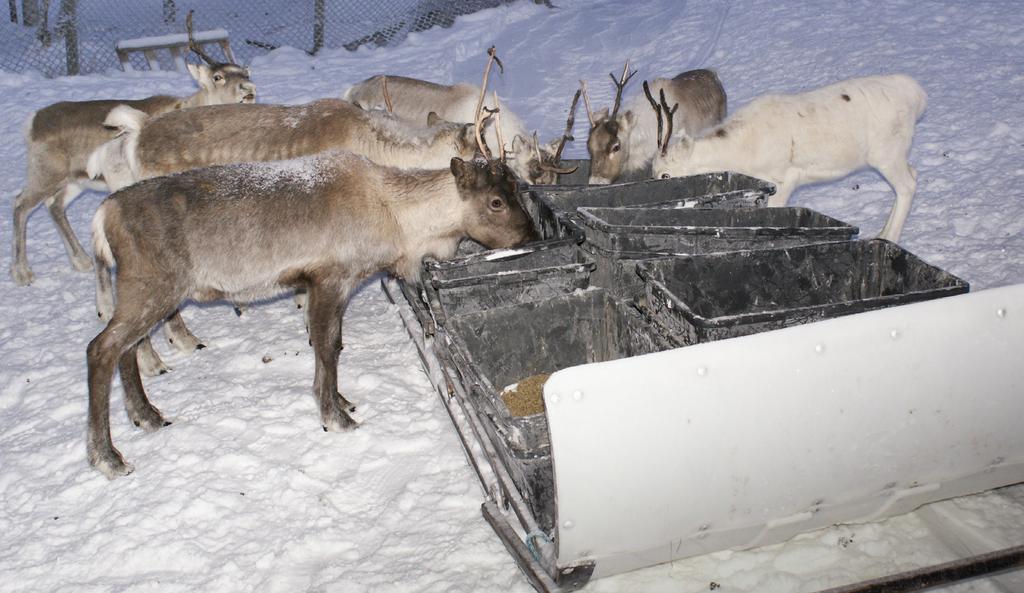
[1,1,1022,592]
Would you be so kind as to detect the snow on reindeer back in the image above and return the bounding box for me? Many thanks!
[219,151,362,196]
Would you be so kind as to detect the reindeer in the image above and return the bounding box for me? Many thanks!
[343,73,576,184]
[581,63,726,185]
[652,74,927,243]
[10,12,256,286]
[90,99,484,192]
[86,97,486,376]
[86,152,536,479]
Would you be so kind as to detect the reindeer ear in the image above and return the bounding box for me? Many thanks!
[622,110,637,128]
[450,157,469,181]
[188,63,214,89]
[427,112,442,126]
[593,107,609,123]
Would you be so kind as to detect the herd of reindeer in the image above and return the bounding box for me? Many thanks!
[7,23,928,478]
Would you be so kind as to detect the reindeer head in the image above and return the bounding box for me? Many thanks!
[518,88,583,185]
[187,63,256,105]
[430,111,492,161]
[587,109,637,184]
[450,157,537,249]
[185,10,256,105]
[583,61,638,184]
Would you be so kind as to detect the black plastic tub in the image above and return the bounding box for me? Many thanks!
[636,239,971,345]
[526,171,776,240]
[440,288,682,532]
[423,239,596,324]
[577,206,859,258]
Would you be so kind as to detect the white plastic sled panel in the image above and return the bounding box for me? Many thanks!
[544,284,1024,579]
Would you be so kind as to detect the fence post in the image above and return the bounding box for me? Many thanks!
[312,0,325,54]
[21,0,38,25]
[58,0,77,75]
[36,0,50,45]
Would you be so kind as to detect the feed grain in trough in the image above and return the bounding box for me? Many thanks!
[440,288,682,531]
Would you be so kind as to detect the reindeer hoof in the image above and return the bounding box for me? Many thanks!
[322,410,359,432]
[89,447,135,480]
[11,264,34,286]
[72,254,94,272]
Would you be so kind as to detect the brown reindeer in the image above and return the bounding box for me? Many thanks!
[10,14,256,286]
[86,152,536,479]
[582,63,726,184]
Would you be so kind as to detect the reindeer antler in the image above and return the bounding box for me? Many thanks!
[381,75,394,113]
[538,88,582,175]
[473,46,501,159]
[186,10,219,66]
[608,59,638,119]
[643,80,665,153]
[658,88,679,157]
[579,79,595,127]
[492,91,507,162]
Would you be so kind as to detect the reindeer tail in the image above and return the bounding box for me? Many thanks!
[86,105,149,188]
[92,203,117,320]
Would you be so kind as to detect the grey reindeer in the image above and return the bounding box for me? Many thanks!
[86,152,536,479]
[581,62,726,185]
[87,98,486,377]
[11,13,256,286]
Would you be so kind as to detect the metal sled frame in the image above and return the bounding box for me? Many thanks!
[383,277,1024,592]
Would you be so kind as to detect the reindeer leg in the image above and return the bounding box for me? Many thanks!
[766,175,797,207]
[307,276,359,432]
[136,335,171,376]
[11,181,64,285]
[45,182,92,272]
[875,162,917,243]
[87,282,176,479]
[163,310,206,353]
[120,341,171,431]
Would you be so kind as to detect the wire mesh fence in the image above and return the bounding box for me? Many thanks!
[1,0,531,77]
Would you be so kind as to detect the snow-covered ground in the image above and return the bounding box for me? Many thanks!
[1,1,1022,591]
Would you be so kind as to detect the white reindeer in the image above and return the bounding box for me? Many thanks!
[653,74,927,243]
[86,153,536,479]
[582,64,727,184]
